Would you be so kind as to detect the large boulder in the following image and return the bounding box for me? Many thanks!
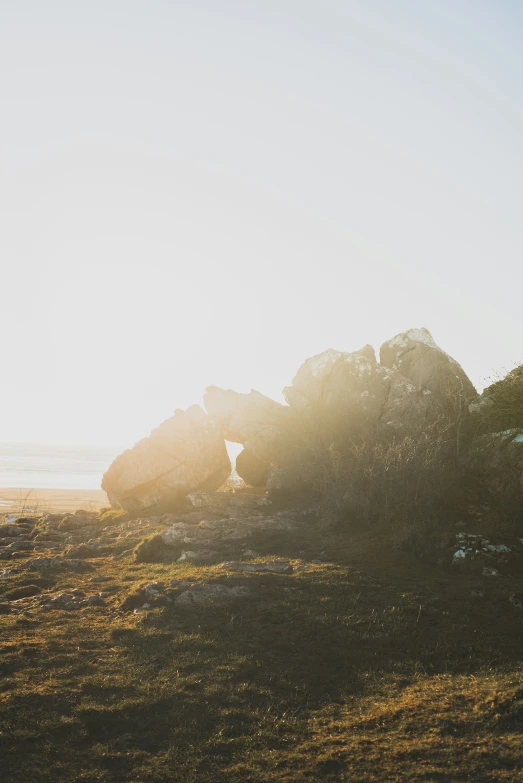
[235,448,270,486]
[283,347,432,435]
[203,386,291,462]
[380,328,477,407]
[102,405,231,514]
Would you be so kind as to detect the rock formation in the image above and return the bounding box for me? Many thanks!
[235,448,270,486]
[283,345,433,435]
[203,386,291,462]
[103,327,501,508]
[380,327,477,406]
[102,405,231,514]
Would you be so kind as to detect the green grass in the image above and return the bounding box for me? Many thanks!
[1,526,523,781]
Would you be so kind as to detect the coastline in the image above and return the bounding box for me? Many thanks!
[0,487,109,515]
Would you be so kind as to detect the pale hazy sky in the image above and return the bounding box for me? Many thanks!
[1,1,522,448]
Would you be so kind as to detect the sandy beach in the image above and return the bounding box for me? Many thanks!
[0,487,109,516]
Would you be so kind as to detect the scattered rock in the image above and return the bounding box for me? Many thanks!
[133,603,151,614]
[177,550,220,564]
[5,541,34,552]
[0,568,18,579]
[3,585,41,601]
[24,557,94,573]
[451,534,514,567]
[0,525,24,537]
[87,595,105,606]
[175,583,250,607]
[483,567,499,577]
[221,560,293,574]
[134,534,176,564]
[62,544,104,559]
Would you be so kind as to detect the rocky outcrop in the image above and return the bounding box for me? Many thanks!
[102,405,231,514]
[380,328,477,407]
[463,431,523,500]
[470,364,523,432]
[203,386,291,462]
[235,448,270,486]
[101,327,483,503]
[283,347,432,435]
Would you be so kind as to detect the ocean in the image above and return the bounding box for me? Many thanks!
[0,442,120,490]
[0,441,242,491]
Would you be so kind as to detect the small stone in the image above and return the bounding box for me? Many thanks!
[221,561,293,574]
[0,568,18,578]
[175,584,250,607]
[483,567,498,577]
[133,603,151,614]
[484,544,511,554]
[87,595,105,606]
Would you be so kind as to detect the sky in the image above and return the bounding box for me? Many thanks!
[1,0,522,449]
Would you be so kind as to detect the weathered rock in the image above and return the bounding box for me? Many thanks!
[175,583,250,607]
[23,557,94,573]
[0,525,24,537]
[3,585,41,600]
[355,344,377,363]
[235,448,270,486]
[380,328,477,407]
[283,347,432,434]
[203,386,291,462]
[187,490,270,511]
[221,560,293,574]
[177,550,221,564]
[5,541,34,552]
[102,405,231,514]
[87,595,105,606]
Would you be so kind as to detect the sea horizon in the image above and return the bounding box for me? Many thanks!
[0,441,122,490]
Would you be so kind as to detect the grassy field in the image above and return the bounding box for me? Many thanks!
[1,523,522,782]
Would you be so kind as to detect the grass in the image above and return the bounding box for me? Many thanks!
[1,523,522,781]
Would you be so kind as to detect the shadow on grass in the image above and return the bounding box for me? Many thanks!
[2,561,523,782]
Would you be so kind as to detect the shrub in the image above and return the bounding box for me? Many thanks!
[272,403,468,530]
[134,534,166,563]
[480,364,523,432]
[98,507,128,524]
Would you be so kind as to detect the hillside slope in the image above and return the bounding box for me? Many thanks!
[1,498,523,782]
